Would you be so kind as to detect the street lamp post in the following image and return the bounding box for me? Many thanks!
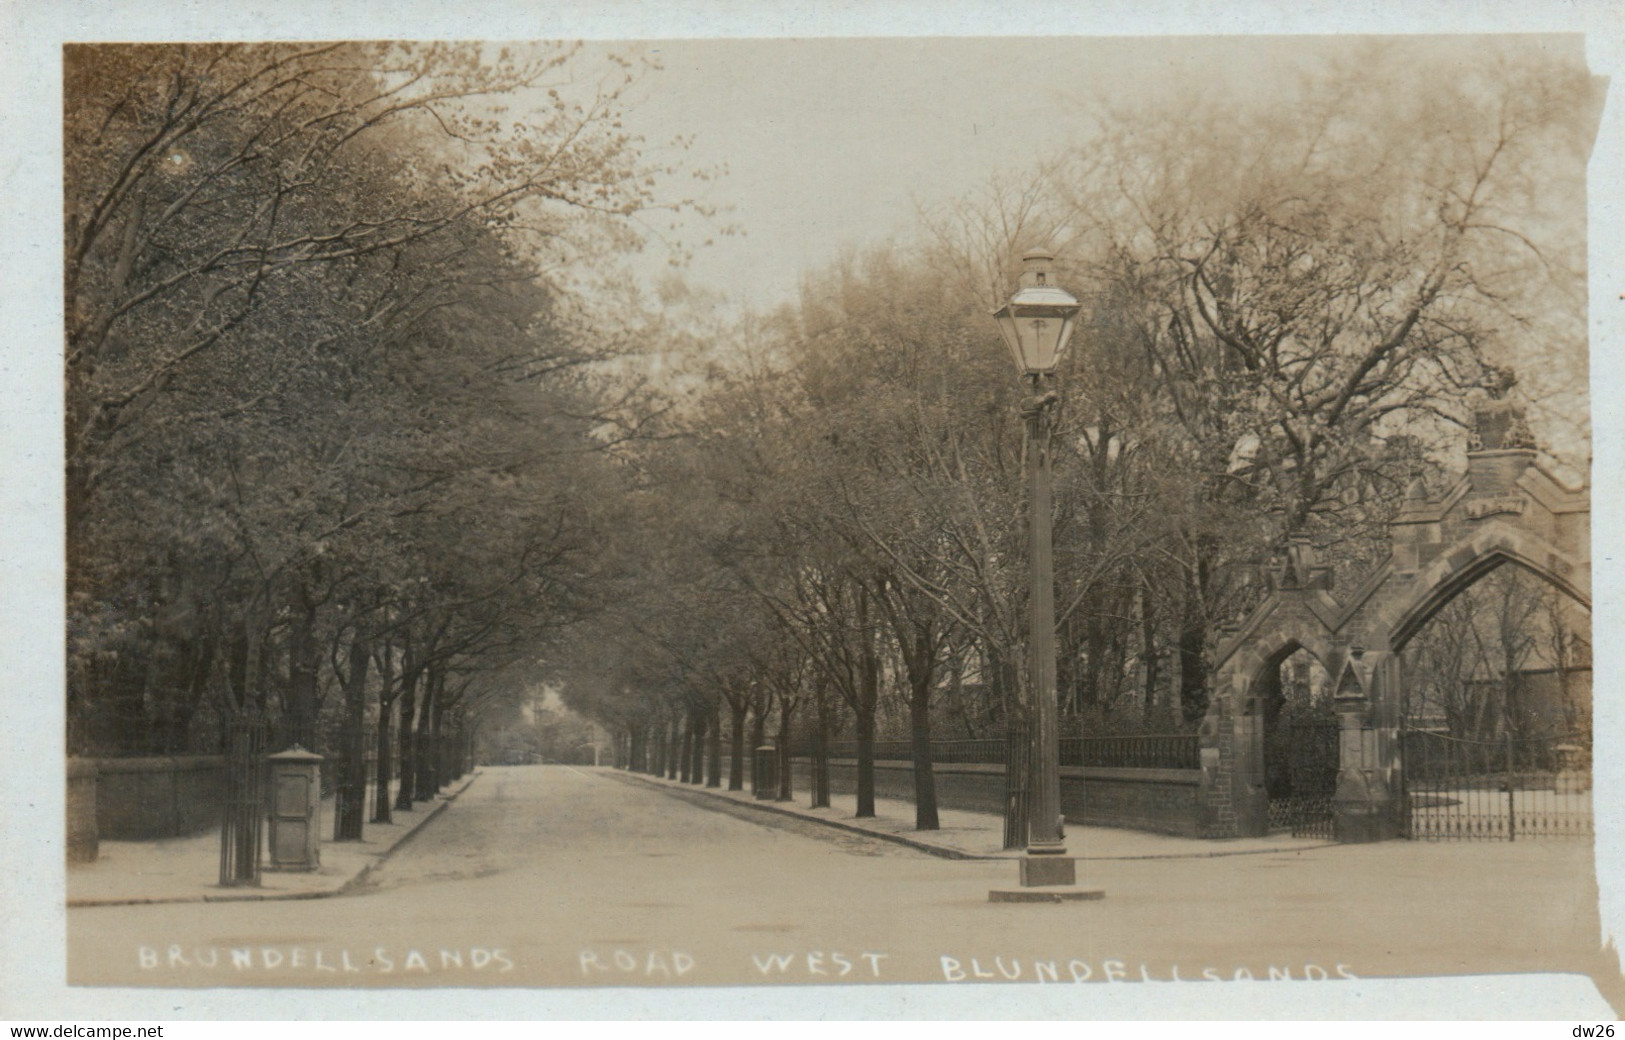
[988,248,1102,902]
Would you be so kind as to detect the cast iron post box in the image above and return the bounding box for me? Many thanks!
[753,744,777,800]
[266,746,323,871]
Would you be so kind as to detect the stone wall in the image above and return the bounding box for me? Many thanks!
[94,755,226,840]
[66,758,99,862]
[787,759,1203,837]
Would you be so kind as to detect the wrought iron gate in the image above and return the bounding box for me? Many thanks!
[1402,730,1592,841]
[1266,717,1339,839]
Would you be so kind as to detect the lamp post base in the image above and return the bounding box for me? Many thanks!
[989,886,1104,903]
[1020,853,1077,887]
[988,856,1105,902]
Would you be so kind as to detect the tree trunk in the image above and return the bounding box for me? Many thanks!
[666,718,681,780]
[897,622,940,831]
[678,714,694,783]
[66,647,93,756]
[775,701,796,801]
[443,710,459,781]
[372,698,395,824]
[705,701,722,788]
[416,663,442,799]
[182,633,217,749]
[335,627,369,841]
[811,675,833,808]
[1178,564,1210,725]
[413,665,439,801]
[372,641,395,824]
[451,710,463,779]
[1082,609,1110,716]
[689,708,707,785]
[1177,620,1208,725]
[854,707,876,818]
[630,725,647,772]
[749,704,767,793]
[430,686,447,792]
[729,701,748,790]
[284,592,320,751]
[987,642,1019,734]
[854,602,879,818]
[155,629,213,754]
[1141,582,1163,726]
[394,668,419,812]
[226,626,250,719]
[812,726,830,809]
[909,684,940,830]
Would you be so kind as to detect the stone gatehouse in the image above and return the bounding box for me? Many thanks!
[1195,395,1590,840]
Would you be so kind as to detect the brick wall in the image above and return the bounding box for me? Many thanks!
[94,755,226,840]
[787,759,1203,837]
[1081,767,1205,836]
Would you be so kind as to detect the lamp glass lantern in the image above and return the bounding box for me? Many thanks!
[991,249,1081,376]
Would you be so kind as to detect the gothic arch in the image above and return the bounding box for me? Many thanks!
[1381,521,1590,651]
[1231,630,1339,717]
[1201,612,1344,839]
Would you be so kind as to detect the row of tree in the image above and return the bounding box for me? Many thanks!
[555,43,1595,831]
[64,43,685,835]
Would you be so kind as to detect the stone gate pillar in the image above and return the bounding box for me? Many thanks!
[1198,652,1270,840]
[1331,653,1403,842]
[1234,698,1269,838]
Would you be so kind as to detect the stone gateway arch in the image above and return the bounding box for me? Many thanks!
[1195,397,1590,841]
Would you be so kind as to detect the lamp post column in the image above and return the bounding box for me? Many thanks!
[1024,377,1065,859]
[1016,378,1075,889]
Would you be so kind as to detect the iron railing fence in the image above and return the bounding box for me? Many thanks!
[793,733,1199,771]
[1402,729,1592,841]
[1061,733,1201,770]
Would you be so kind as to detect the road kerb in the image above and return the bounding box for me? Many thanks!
[611,771,994,860]
[613,769,1342,862]
[335,769,481,895]
[66,769,483,908]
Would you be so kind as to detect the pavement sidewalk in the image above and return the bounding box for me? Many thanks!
[67,770,482,908]
[618,769,1336,860]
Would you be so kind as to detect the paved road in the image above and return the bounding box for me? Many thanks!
[68,765,1610,996]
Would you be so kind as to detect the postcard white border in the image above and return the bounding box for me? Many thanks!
[3,0,1621,1022]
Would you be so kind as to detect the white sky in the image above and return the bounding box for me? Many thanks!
[577,35,1598,467]
[598,36,1441,310]
[607,36,1120,306]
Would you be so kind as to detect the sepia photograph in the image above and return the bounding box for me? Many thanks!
[5,1,1624,1024]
